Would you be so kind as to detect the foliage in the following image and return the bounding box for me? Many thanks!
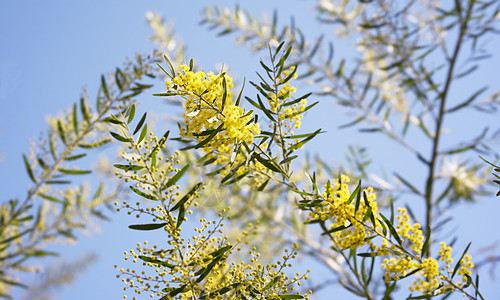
[0,53,157,297]
[4,0,500,299]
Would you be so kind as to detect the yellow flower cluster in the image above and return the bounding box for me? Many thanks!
[379,209,474,295]
[203,245,311,299]
[115,212,310,299]
[166,64,260,146]
[305,175,475,296]
[309,175,379,249]
[165,65,265,182]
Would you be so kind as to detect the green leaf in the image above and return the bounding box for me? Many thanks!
[347,180,361,205]
[221,77,228,109]
[57,120,66,144]
[138,123,148,144]
[195,254,225,283]
[284,130,325,139]
[125,105,138,125]
[128,223,167,230]
[80,97,90,122]
[28,250,59,258]
[273,41,285,61]
[257,178,270,191]
[394,173,421,195]
[113,164,144,171]
[235,79,245,106]
[224,169,250,185]
[78,138,111,148]
[130,186,158,201]
[115,68,124,91]
[379,213,403,246]
[48,132,56,160]
[22,154,36,183]
[321,225,350,235]
[263,277,279,291]
[0,228,33,245]
[398,267,423,280]
[58,168,92,175]
[64,153,86,161]
[72,103,78,135]
[101,75,110,99]
[245,96,263,110]
[153,92,178,97]
[150,130,170,155]
[165,284,186,298]
[260,60,272,73]
[176,203,185,229]
[279,155,298,165]
[286,128,322,152]
[199,283,241,299]
[38,193,65,204]
[138,255,174,268]
[110,131,131,143]
[279,295,304,299]
[282,92,312,107]
[103,116,123,125]
[0,277,28,289]
[254,154,281,173]
[451,242,471,279]
[170,182,204,212]
[195,124,223,149]
[357,253,375,257]
[133,112,147,135]
[277,46,293,68]
[163,55,175,78]
[256,95,277,122]
[46,180,71,185]
[164,164,190,189]
[421,226,431,257]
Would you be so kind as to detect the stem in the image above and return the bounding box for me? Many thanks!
[424,2,474,256]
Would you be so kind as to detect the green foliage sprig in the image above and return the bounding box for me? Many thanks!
[0,53,157,298]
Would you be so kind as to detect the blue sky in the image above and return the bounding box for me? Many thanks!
[1,1,500,299]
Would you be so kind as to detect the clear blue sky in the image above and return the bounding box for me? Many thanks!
[1,1,499,299]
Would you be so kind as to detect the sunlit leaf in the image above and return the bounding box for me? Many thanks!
[164,164,190,189]
[130,186,158,200]
[110,132,131,143]
[58,168,92,175]
[132,112,147,135]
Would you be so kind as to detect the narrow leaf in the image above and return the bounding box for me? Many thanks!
[58,168,91,175]
[57,120,66,144]
[164,164,190,189]
[22,154,36,183]
[127,104,136,124]
[451,242,471,279]
[110,132,131,143]
[72,103,78,135]
[130,186,158,200]
[170,182,203,212]
[421,226,431,257]
[133,112,147,135]
[128,223,167,230]
[113,164,144,171]
[380,213,402,245]
[138,123,148,144]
